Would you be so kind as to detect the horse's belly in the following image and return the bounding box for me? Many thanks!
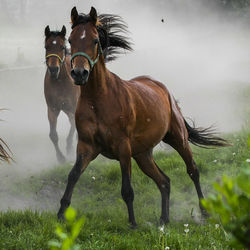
[131,112,170,155]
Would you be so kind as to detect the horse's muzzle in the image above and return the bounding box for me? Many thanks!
[49,66,60,79]
[71,67,89,85]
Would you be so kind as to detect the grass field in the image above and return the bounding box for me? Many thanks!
[0,86,249,249]
[0,128,249,249]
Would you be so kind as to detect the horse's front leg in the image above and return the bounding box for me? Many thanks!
[119,140,137,228]
[65,111,76,157]
[48,107,66,164]
[57,140,98,220]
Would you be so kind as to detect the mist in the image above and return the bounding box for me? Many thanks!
[0,0,249,210]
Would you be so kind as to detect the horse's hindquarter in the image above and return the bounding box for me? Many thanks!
[126,76,172,154]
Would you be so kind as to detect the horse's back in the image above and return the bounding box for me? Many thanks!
[127,75,171,113]
[129,75,168,92]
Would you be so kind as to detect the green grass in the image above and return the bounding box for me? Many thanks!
[0,210,231,250]
[0,129,249,249]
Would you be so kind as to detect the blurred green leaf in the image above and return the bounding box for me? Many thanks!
[49,207,85,250]
[55,226,67,240]
[65,207,76,223]
[72,217,85,240]
[48,240,61,250]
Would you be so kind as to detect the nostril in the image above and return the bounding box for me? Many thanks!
[82,69,89,80]
[71,69,77,79]
[49,66,59,74]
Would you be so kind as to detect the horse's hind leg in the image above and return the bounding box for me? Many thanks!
[163,132,208,218]
[65,111,76,157]
[134,150,170,224]
[48,107,66,164]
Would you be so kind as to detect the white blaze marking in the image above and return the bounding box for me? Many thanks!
[80,30,86,39]
[52,40,57,44]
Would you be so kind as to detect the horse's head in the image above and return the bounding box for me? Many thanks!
[44,25,67,79]
[69,7,102,85]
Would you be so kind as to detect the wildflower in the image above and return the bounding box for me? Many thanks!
[232,152,236,156]
[108,219,111,223]
[215,224,219,229]
[165,247,170,250]
[246,159,250,163]
[184,224,189,227]
[184,228,189,233]
[159,226,164,232]
[213,160,217,163]
[92,176,96,180]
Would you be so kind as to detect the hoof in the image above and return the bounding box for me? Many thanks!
[57,211,65,221]
[57,154,66,164]
[130,223,137,230]
[201,210,210,219]
[160,217,169,225]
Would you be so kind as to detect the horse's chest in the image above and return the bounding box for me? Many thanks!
[95,123,113,146]
[47,91,74,110]
[77,112,116,150]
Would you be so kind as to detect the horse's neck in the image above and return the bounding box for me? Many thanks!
[82,60,112,97]
[57,62,71,83]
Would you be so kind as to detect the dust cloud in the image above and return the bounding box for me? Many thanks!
[0,0,249,210]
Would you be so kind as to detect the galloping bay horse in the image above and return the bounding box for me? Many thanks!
[44,25,79,163]
[57,7,228,226]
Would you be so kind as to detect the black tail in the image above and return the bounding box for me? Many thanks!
[184,119,229,148]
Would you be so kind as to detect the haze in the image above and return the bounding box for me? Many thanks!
[0,0,249,209]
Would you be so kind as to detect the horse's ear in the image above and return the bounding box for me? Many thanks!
[89,6,97,25]
[45,25,50,37]
[71,6,79,25]
[60,25,66,37]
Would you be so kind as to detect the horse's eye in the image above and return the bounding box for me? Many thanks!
[68,39,71,44]
[94,39,99,45]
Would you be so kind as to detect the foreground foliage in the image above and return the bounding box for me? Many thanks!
[202,169,250,249]
[202,136,250,249]
[49,207,85,250]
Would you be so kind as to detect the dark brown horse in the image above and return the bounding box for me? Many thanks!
[57,7,228,226]
[44,25,80,163]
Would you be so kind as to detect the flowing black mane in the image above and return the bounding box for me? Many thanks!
[72,13,133,62]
